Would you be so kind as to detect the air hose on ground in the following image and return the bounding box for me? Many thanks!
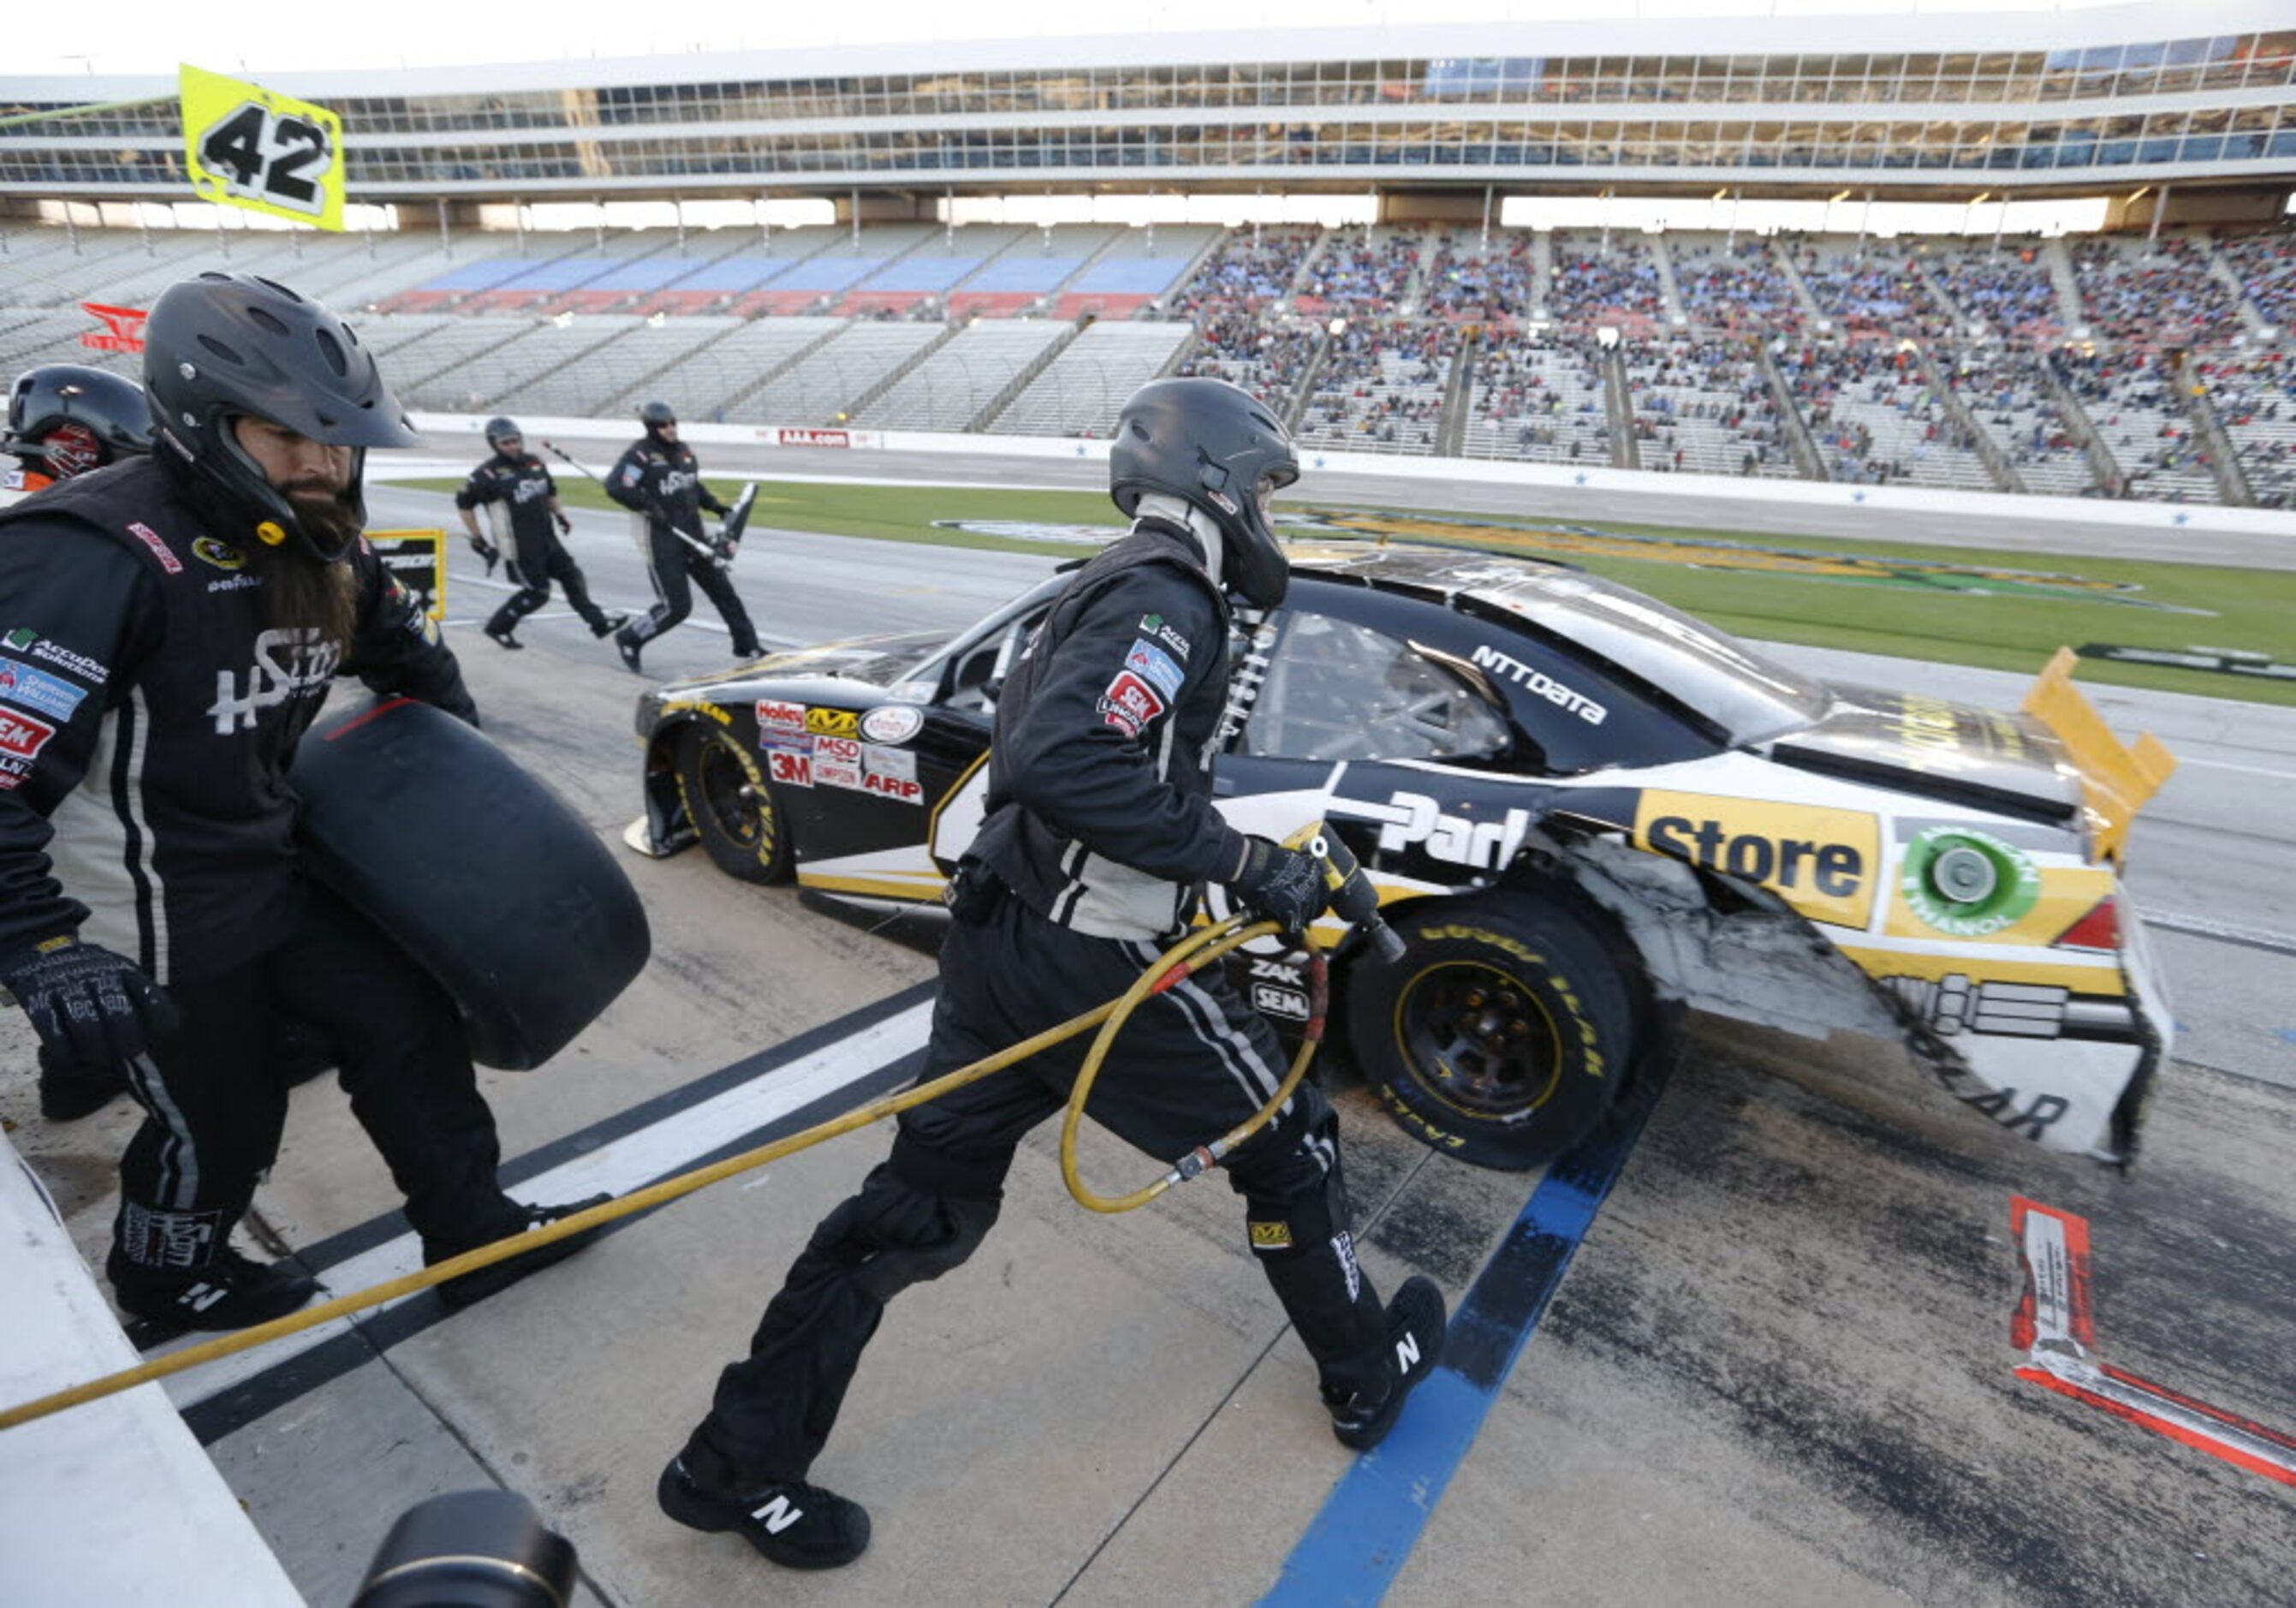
[0,824,1399,1433]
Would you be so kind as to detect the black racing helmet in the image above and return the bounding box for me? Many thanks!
[638,399,675,435]
[3,363,153,478]
[1109,377,1300,609]
[485,415,522,450]
[143,271,419,563]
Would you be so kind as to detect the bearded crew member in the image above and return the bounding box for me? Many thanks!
[0,274,608,1330]
[657,378,1448,1571]
[605,400,760,673]
[455,414,627,652]
[1,363,153,508]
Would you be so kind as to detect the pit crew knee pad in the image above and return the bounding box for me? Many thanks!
[848,1189,997,1305]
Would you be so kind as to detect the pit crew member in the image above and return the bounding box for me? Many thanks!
[605,400,759,673]
[455,414,626,651]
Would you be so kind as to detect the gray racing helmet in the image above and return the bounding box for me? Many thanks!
[143,272,418,563]
[3,363,152,477]
[1110,377,1299,609]
[638,399,675,435]
[484,415,522,451]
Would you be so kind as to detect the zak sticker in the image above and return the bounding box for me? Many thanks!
[1124,638,1185,699]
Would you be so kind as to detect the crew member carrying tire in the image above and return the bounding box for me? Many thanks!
[1,364,152,507]
[0,274,610,1330]
[455,415,626,652]
[606,401,759,673]
[657,377,1447,1572]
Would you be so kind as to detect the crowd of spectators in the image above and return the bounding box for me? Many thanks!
[1793,245,1954,342]
[1464,332,1612,464]
[2050,348,2220,502]
[1669,238,1804,334]
[1773,341,1986,487]
[1167,223,1321,317]
[1547,232,1668,326]
[2069,236,2245,348]
[2212,228,2295,334]
[1421,231,1539,321]
[1930,241,2063,338]
[1294,227,1425,314]
[1621,338,1793,475]
[1174,307,1325,421]
[2189,348,2296,509]
[1294,318,1453,452]
[1949,349,2100,496]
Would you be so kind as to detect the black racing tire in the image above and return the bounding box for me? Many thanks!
[675,723,792,884]
[1346,892,1643,1170]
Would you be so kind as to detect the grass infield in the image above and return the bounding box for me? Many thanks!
[404,475,2296,706]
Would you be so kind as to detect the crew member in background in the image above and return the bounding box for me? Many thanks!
[657,378,1445,1572]
[0,274,609,1330]
[606,400,760,673]
[455,415,626,652]
[1,364,152,508]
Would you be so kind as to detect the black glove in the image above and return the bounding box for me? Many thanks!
[471,537,500,577]
[1228,837,1332,936]
[2,938,180,1069]
[700,492,729,518]
[554,510,573,536]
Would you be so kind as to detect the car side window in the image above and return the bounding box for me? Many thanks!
[1246,610,1508,763]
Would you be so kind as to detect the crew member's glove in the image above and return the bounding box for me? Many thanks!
[470,537,501,577]
[1228,837,1333,936]
[1,938,180,1069]
[700,491,729,518]
[554,510,573,536]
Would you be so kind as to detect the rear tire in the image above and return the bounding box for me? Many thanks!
[675,724,792,884]
[1346,892,1642,1170]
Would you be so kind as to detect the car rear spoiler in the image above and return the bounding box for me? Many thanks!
[2021,648,2177,863]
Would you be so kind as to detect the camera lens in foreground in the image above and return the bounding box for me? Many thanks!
[353,1489,577,1608]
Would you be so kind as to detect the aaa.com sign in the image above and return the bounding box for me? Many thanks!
[770,427,883,450]
[80,303,147,354]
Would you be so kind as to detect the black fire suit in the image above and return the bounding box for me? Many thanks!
[0,458,536,1275]
[605,434,759,658]
[455,451,615,636]
[677,515,1390,1492]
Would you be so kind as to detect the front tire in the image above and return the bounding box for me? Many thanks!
[675,724,792,884]
[1347,892,1642,1170]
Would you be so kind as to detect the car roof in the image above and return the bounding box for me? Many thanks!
[1288,541,1830,743]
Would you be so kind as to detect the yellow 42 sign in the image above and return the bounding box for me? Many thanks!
[180,65,344,232]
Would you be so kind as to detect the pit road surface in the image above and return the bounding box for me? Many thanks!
[1,475,2287,1607]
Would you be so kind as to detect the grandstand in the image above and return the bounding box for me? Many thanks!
[0,2,2291,509]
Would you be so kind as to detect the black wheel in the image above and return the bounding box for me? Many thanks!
[675,724,792,884]
[1346,892,1642,1170]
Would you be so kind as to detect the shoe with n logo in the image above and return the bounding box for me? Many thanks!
[1324,1273,1447,1452]
[657,1456,870,1569]
[107,1247,318,1331]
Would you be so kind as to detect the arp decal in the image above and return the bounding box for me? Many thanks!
[1633,792,1878,931]
[1097,670,1165,739]
[1335,789,1534,872]
[859,705,925,745]
[1469,643,1607,725]
[805,706,860,739]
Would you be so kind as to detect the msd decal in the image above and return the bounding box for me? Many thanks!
[1097,670,1165,739]
[0,705,58,762]
[127,522,183,575]
[812,736,864,791]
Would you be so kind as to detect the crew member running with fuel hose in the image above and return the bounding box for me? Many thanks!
[454,415,625,652]
[658,377,1447,1572]
[606,401,759,673]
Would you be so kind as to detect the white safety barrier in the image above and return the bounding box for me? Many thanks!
[0,1133,303,1605]
[407,412,2296,540]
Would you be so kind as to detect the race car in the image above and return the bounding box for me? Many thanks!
[629,541,2176,1172]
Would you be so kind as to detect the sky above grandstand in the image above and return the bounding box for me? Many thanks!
[41,0,2139,77]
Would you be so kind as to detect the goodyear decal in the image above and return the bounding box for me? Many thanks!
[1633,792,1878,931]
[663,699,733,726]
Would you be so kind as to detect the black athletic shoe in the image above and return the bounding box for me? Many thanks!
[426,1195,613,1311]
[108,1248,318,1331]
[657,1456,871,1570]
[615,629,644,673]
[592,610,632,640]
[1325,1274,1448,1452]
[485,624,524,651]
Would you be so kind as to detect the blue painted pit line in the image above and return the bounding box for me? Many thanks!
[1259,1054,1675,1608]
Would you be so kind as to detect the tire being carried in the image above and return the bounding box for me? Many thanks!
[1347,891,1643,1170]
[676,723,793,884]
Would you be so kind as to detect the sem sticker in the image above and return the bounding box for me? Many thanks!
[860,705,925,745]
[1097,670,1166,739]
[0,706,58,762]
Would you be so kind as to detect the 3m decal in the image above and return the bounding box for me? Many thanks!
[1124,637,1186,698]
[0,706,57,762]
[859,705,925,745]
[1469,644,1606,725]
[766,748,812,788]
[126,521,182,575]
[812,735,864,791]
[1334,789,1533,872]
[805,706,860,738]
[191,536,246,572]
[1248,1221,1293,1250]
[757,699,806,734]
[1897,826,2042,938]
[0,657,88,723]
[1633,792,1879,930]
[1097,670,1166,739]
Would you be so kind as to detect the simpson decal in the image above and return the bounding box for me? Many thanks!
[127,522,182,574]
[1097,670,1166,738]
[1633,792,1880,931]
[1124,637,1186,698]
[813,735,864,791]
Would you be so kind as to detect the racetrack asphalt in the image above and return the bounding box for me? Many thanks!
[1,472,2287,1607]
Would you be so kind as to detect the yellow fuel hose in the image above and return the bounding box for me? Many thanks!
[0,911,1327,1434]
